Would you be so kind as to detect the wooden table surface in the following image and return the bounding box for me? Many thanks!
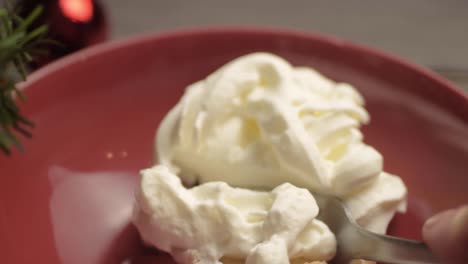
[102,0,468,90]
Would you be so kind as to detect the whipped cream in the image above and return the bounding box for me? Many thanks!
[133,165,336,264]
[156,52,407,233]
[133,53,407,264]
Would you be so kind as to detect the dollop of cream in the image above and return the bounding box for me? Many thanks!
[156,52,407,233]
[133,165,336,264]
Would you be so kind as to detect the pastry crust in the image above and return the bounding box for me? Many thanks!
[349,260,375,264]
[220,257,375,264]
[220,258,326,264]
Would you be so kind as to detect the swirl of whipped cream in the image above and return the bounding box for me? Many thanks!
[157,53,406,233]
[133,165,336,264]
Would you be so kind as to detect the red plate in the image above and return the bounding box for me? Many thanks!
[1,27,467,264]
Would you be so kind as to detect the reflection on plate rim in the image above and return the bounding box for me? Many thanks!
[20,27,468,103]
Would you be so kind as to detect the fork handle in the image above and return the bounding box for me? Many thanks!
[358,228,440,264]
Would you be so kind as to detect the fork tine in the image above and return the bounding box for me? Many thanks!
[310,191,440,264]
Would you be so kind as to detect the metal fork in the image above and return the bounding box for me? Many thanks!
[312,192,440,264]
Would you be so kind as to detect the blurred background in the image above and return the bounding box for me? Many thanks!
[16,0,468,89]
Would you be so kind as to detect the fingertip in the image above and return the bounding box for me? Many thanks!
[423,205,468,264]
[451,205,468,242]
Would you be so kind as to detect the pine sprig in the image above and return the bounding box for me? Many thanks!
[0,4,49,155]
